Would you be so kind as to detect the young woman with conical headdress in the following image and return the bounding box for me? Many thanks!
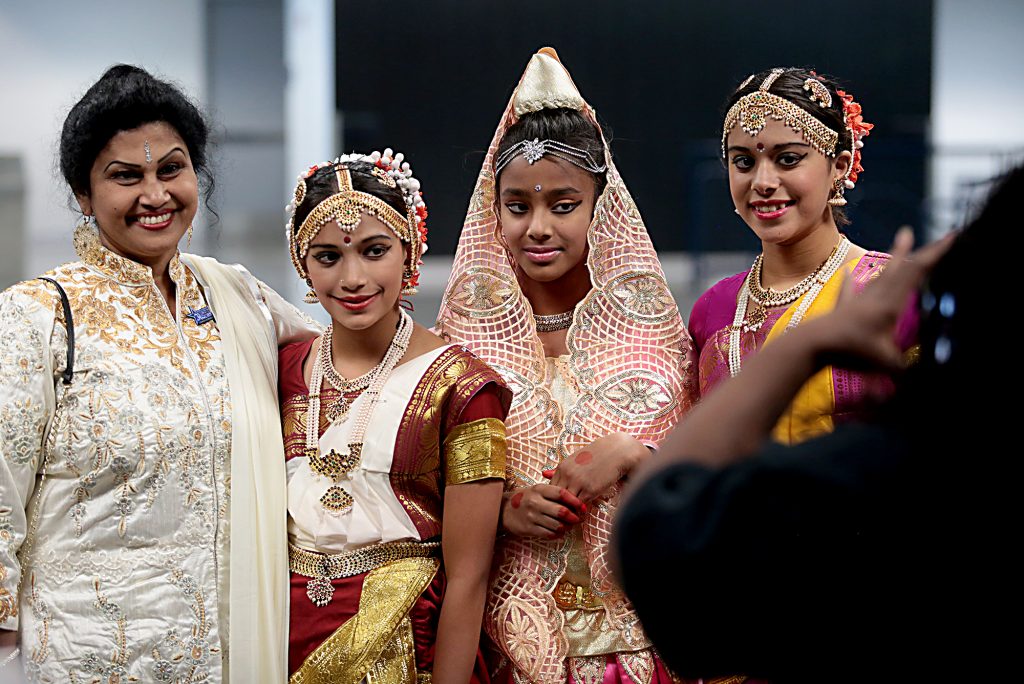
[436,48,698,684]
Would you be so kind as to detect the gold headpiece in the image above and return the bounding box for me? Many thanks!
[721,68,839,159]
[512,47,587,117]
[287,151,428,295]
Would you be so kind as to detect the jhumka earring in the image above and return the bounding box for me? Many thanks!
[304,279,319,304]
[186,224,193,247]
[827,178,848,207]
[400,269,417,297]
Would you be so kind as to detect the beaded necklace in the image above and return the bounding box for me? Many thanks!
[305,310,414,513]
[729,237,851,377]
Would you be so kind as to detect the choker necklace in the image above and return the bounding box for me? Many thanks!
[305,310,414,514]
[728,236,851,378]
[534,310,574,333]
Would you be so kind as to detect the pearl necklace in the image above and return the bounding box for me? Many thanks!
[534,310,573,333]
[728,237,851,378]
[305,310,414,513]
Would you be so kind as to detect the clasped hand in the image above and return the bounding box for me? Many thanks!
[501,433,646,539]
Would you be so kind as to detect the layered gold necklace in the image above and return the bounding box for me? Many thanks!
[729,236,851,377]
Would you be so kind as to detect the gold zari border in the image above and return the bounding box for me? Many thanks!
[291,556,440,684]
[443,417,507,486]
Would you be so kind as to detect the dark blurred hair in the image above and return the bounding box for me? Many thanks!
[723,67,854,226]
[496,108,608,197]
[60,64,213,208]
[891,165,1015,423]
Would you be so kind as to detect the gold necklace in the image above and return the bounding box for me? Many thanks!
[744,238,847,332]
[729,237,851,377]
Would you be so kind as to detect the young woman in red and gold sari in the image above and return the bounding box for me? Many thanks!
[437,49,698,684]
[689,67,916,445]
[280,151,510,683]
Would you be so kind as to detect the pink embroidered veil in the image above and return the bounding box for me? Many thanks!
[436,48,697,681]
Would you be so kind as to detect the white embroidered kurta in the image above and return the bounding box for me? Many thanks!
[0,226,316,683]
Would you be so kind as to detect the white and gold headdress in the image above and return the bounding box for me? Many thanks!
[286,149,428,295]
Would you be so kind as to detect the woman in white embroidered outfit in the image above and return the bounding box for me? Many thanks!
[435,48,698,684]
[281,152,509,682]
[0,65,317,682]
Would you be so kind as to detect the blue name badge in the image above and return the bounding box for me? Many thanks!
[186,306,215,326]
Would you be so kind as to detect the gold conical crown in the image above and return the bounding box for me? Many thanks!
[513,47,587,117]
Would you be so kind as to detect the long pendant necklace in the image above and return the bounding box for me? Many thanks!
[728,237,851,378]
[304,310,414,514]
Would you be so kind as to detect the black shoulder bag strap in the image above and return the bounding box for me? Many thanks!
[37,277,74,385]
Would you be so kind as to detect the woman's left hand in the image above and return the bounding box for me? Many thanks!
[543,433,648,503]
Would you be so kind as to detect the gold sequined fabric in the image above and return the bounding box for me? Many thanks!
[435,49,698,683]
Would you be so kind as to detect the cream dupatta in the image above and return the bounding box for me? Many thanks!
[183,255,291,683]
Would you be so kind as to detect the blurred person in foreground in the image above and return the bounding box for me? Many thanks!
[614,166,1016,681]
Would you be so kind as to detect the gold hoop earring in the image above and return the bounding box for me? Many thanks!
[827,178,847,207]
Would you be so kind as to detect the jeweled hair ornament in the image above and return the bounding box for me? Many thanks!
[286,149,428,294]
[494,137,607,176]
[721,67,840,159]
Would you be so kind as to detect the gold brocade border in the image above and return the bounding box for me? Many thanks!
[443,417,507,486]
[290,557,440,684]
[365,616,416,684]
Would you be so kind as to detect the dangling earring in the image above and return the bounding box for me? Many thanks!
[303,279,319,304]
[401,268,418,297]
[80,214,96,229]
[827,178,848,207]
[186,224,194,247]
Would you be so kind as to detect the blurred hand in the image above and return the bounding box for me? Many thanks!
[807,228,954,372]
[543,433,648,503]
[501,485,584,539]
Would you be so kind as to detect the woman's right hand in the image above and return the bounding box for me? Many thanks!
[501,485,585,539]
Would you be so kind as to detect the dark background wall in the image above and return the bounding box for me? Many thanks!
[336,0,932,255]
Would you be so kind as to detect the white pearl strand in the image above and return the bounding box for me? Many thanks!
[728,237,851,378]
[305,310,414,512]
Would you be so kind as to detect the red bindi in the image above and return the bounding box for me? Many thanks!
[574,450,593,465]
[343,236,352,244]
[756,142,765,152]
[510,492,524,509]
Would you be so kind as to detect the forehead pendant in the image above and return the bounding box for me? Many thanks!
[144,140,152,163]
